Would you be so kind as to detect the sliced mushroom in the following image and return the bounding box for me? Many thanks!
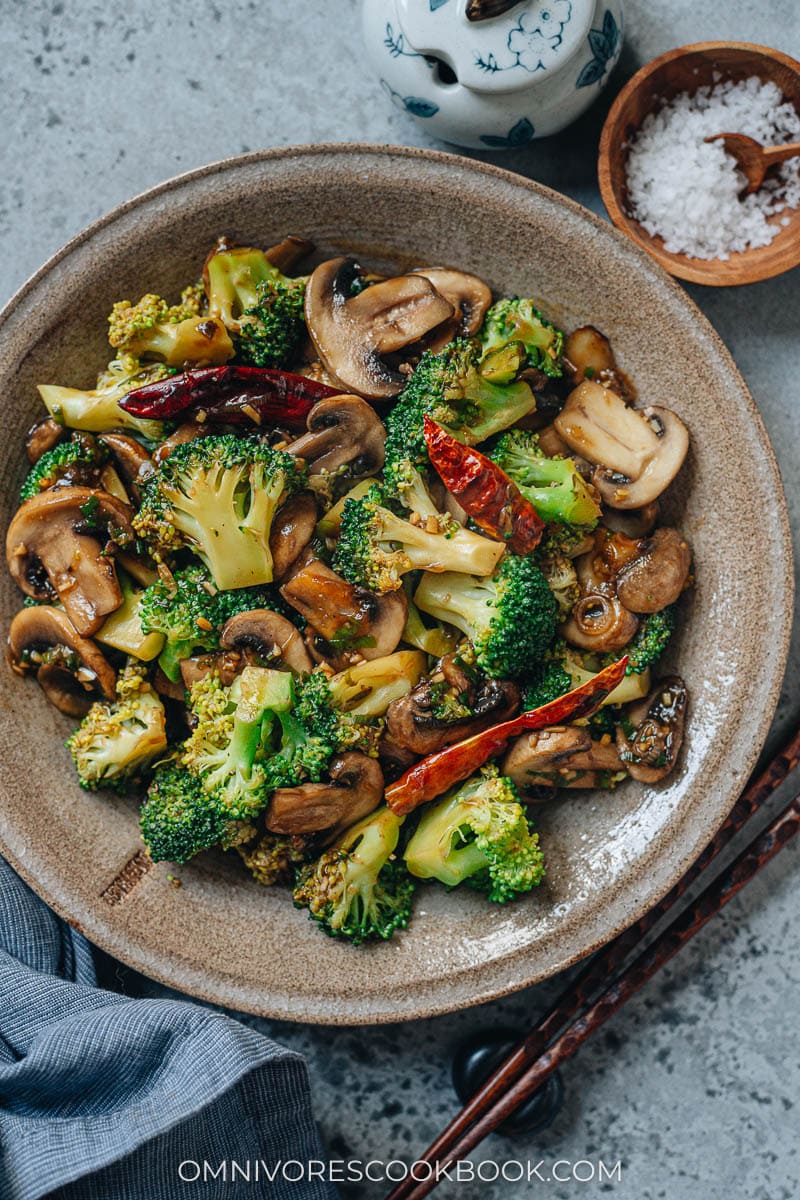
[602,501,659,539]
[264,234,314,274]
[411,267,492,352]
[154,666,189,701]
[615,528,692,614]
[7,605,116,716]
[564,325,636,401]
[280,559,407,664]
[504,726,626,792]
[266,752,384,836]
[616,676,687,782]
[268,493,319,584]
[386,672,520,755]
[219,608,312,674]
[562,594,639,653]
[555,381,689,509]
[180,649,245,690]
[287,394,386,478]
[536,423,572,458]
[152,421,208,465]
[304,257,454,400]
[98,433,154,503]
[6,487,135,636]
[26,418,67,464]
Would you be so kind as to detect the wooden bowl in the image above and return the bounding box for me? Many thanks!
[598,43,800,286]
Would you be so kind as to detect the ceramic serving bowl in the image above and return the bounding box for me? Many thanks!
[598,42,800,286]
[0,145,792,1024]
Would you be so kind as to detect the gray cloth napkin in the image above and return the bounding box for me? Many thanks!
[0,856,337,1200]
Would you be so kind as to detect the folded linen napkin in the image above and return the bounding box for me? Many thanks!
[0,855,336,1200]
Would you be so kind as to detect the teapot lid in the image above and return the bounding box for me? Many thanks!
[395,0,595,94]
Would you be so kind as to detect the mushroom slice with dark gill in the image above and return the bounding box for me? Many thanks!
[555,381,689,509]
[5,486,135,636]
[615,528,692,614]
[304,257,454,401]
[287,394,386,478]
[502,725,626,792]
[280,559,407,667]
[219,608,313,675]
[7,605,116,716]
[268,493,319,584]
[386,666,520,756]
[616,676,688,783]
[411,267,492,353]
[266,753,384,837]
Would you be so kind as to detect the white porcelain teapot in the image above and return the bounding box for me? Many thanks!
[362,0,624,149]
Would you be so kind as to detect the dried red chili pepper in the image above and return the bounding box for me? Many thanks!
[423,415,544,555]
[385,656,628,815]
[119,366,340,430]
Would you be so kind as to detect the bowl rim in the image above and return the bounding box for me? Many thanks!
[597,41,800,287]
[0,142,793,1023]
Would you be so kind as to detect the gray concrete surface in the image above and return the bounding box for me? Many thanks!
[1,2,799,1197]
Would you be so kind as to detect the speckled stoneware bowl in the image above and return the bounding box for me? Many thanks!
[0,145,792,1024]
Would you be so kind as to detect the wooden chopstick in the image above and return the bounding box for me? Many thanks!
[387,723,800,1200]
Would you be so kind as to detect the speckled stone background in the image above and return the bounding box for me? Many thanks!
[1,2,799,1198]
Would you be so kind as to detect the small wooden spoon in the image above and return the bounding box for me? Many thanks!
[705,131,800,193]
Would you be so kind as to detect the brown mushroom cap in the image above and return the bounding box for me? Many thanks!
[616,675,687,782]
[563,325,636,401]
[287,394,386,478]
[263,234,314,274]
[411,266,492,352]
[386,671,520,756]
[304,257,454,400]
[179,649,246,690]
[98,433,154,502]
[7,605,116,715]
[561,536,639,653]
[266,752,384,835]
[6,487,135,636]
[616,528,692,614]
[280,559,407,663]
[555,382,689,509]
[502,726,626,792]
[219,608,313,675]
[602,501,659,539]
[268,493,319,584]
[152,421,208,465]
[26,418,67,464]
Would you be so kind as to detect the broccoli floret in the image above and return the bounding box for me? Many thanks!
[204,244,307,333]
[38,361,173,440]
[265,705,333,789]
[138,564,277,682]
[607,606,676,676]
[414,554,557,679]
[236,277,307,367]
[333,482,504,594]
[133,435,306,590]
[480,298,564,379]
[401,583,460,658]
[20,433,109,501]
[293,806,414,945]
[238,832,310,886]
[538,550,580,619]
[296,651,427,756]
[490,430,601,527]
[140,761,235,864]
[66,663,167,793]
[404,766,545,902]
[382,339,537,493]
[529,640,650,708]
[522,659,573,710]
[107,287,232,368]
[95,570,165,662]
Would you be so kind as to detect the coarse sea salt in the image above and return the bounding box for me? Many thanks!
[625,76,800,260]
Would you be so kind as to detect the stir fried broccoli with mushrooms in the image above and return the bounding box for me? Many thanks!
[5,236,693,945]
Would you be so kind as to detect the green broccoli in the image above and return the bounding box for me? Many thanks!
[404,766,545,902]
[66,663,167,792]
[490,430,601,527]
[138,564,277,682]
[20,433,109,501]
[538,549,580,619]
[293,806,415,945]
[295,651,427,755]
[107,287,233,368]
[204,244,307,334]
[236,278,307,368]
[401,583,460,658]
[526,640,651,709]
[237,832,310,886]
[38,361,173,440]
[140,761,236,864]
[382,338,537,493]
[183,666,333,821]
[133,435,306,591]
[606,606,676,676]
[479,297,564,379]
[522,658,573,710]
[414,555,557,679]
[333,482,504,594]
